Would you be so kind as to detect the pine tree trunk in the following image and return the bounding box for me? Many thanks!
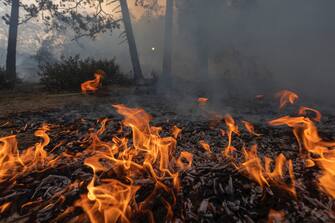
[119,0,144,81]
[162,0,174,81]
[5,0,19,85]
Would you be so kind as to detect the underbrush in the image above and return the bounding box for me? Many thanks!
[38,56,133,91]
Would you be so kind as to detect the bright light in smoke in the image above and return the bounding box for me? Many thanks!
[151,47,156,51]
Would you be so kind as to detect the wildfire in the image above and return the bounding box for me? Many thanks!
[81,71,105,94]
[1,89,335,221]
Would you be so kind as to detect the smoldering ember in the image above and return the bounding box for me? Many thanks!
[0,1,335,223]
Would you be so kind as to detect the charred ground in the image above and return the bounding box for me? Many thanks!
[0,86,334,223]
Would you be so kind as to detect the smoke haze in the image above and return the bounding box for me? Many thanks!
[1,0,335,105]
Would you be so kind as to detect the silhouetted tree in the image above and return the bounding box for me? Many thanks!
[120,0,144,81]
[162,0,174,82]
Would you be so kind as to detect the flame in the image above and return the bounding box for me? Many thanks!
[76,104,182,222]
[81,72,104,94]
[276,90,299,109]
[268,209,285,223]
[176,151,193,170]
[199,140,211,153]
[76,163,140,223]
[223,114,239,157]
[0,202,10,214]
[242,120,262,136]
[171,125,182,139]
[298,106,322,122]
[0,124,55,183]
[238,145,296,196]
[269,110,335,198]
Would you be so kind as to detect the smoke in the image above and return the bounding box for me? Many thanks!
[172,0,335,105]
[1,0,335,107]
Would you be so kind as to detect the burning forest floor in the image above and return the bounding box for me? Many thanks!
[0,88,334,223]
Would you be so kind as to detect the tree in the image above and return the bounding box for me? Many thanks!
[3,0,19,85]
[119,0,144,81]
[162,0,174,82]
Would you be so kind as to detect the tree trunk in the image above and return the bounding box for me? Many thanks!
[162,0,174,81]
[5,0,20,85]
[119,0,144,81]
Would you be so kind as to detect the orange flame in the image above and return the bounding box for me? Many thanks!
[171,125,182,139]
[76,104,182,222]
[199,140,211,153]
[223,114,239,157]
[0,202,10,214]
[81,72,104,94]
[238,145,296,196]
[276,90,299,109]
[298,106,322,122]
[0,124,56,183]
[242,120,262,137]
[269,110,335,198]
[176,151,193,170]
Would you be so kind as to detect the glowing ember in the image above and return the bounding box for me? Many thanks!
[81,71,105,94]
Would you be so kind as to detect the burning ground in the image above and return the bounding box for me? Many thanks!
[0,89,334,223]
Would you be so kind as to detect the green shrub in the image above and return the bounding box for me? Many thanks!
[38,55,133,91]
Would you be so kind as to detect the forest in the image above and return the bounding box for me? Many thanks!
[0,0,334,222]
